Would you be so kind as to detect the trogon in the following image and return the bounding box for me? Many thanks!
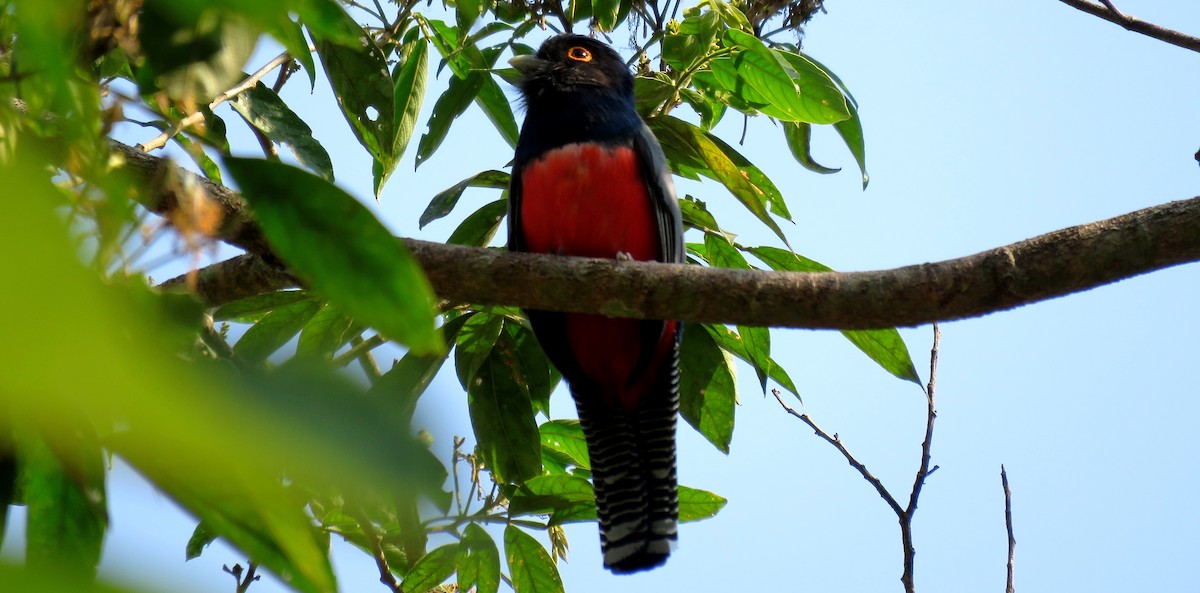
[508,35,685,574]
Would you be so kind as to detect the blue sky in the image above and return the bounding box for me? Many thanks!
[5,1,1199,592]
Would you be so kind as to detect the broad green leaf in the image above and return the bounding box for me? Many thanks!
[448,199,507,246]
[738,324,772,392]
[700,231,750,268]
[591,0,620,31]
[783,121,840,174]
[416,71,486,168]
[835,101,869,188]
[231,81,334,181]
[679,323,736,453]
[649,115,791,247]
[703,132,791,220]
[23,437,107,581]
[226,159,440,354]
[422,170,510,228]
[367,313,474,425]
[747,246,919,383]
[233,299,323,363]
[473,46,520,148]
[634,74,677,117]
[267,16,316,87]
[296,303,356,360]
[213,291,316,322]
[137,3,258,104]
[460,524,501,593]
[506,320,561,417]
[468,334,543,484]
[723,31,850,124]
[678,485,726,522]
[185,522,216,560]
[704,324,799,398]
[401,543,461,593]
[678,195,725,237]
[456,0,483,32]
[455,312,506,388]
[314,20,397,195]
[526,475,595,501]
[539,420,590,470]
[505,525,565,593]
[392,32,429,172]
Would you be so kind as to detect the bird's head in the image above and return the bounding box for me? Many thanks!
[509,34,634,103]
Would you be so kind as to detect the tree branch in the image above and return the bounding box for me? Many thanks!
[1002,465,1016,593]
[1056,0,1200,53]
[111,139,1200,329]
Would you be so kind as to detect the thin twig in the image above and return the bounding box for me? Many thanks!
[349,506,403,593]
[900,323,941,593]
[349,335,383,381]
[772,390,904,517]
[332,334,387,368]
[1002,465,1016,593]
[136,52,293,152]
[1056,0,1200,53]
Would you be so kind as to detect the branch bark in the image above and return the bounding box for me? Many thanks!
[114,139,1200,329]
[1056,0,1200,53]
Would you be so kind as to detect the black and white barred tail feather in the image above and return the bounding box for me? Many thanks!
[573,337,680,574]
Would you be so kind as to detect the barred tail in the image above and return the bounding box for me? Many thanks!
[572,341,680,574]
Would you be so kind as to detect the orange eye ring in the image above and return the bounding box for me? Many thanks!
[566,46,593,62]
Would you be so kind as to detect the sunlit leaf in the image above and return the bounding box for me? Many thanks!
[679,323,736,453]
[231,82,334,181]
[460,524,501,593]
[505,525,564,593]
[539,420,590,470]
[678,486,726,522]
[393,31,429,173]
[226,158,441,354]
[401,543,461,593]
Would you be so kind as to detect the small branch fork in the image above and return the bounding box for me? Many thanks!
[222,562,260,593]
[774,323,941,593]
[1056,0,1200,53]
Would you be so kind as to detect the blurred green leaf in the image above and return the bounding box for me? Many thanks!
[22,437,107,581]
[448,199,507,246]
[460,524,501,593]
[505,525,564,593]
[506,320,561,417]
[185,522,216,561]
[225,158,441,354]
[679,323,736,453]
[591,0,620,31]
[401,543,461,593]
[368,313,474,426]
[678,485,726,522]
[783,121,840,174]
[231,82,334,181]
[233,298,323,363]
[422,170,510,228]
[468,333,542,484]
[539,420,590,470]
[296,303,356,360]
[456,312,506,388]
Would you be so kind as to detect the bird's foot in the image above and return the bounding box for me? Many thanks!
[615,251,634,263]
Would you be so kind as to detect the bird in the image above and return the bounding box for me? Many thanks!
[507,34,684,574]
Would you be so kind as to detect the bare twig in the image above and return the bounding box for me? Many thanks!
[899,323,941,593]
[136,52,294,152]
[1002,465,1016,593]
[331,334,387,368]
[222,562,260,593]
[1056,0,1200,53]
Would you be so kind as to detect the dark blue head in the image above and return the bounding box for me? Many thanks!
[511,35,643,164]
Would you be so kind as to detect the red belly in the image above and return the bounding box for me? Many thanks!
[520,143,664,401]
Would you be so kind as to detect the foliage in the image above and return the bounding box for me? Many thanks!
[0,0,918,591]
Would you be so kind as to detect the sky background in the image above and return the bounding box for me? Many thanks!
[5,1,1200,592]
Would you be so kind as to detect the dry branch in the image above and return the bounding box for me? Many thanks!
[1056,0,1200,53]
[111,140,1200,329]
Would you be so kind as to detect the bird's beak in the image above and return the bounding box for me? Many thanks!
[508,54,548,75]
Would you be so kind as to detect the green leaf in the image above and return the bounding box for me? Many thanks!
[137,4,258,103]
[392,32,429,174]
[723,31,850,124]
[505,525,565,593]
[266,16,316,87]
[22,437,107,581]
[368,313,473,425]
[185,522,216,561]
[448,199,507,246]
[422,170,510,228]
[704,323,800,399]
[678,195,725,237]
[834,100,869,188]
[296,303,356,360]
[746,246,918,383]
[231,81,334,181]
[401,543,462,593]
[468,333,543,484]
[233,298,323,363]
[783,121,840,174]
[678,485,726,522]
[455,312,506,388]
[591,0,620,31]
[679,323,736,453]
[506,320,561,417]
[213,291,316,322]
[416,71,487,168]
[315,22,397,195]
[225,158,441,354]
[648,115,791,247]
[539,420,590,470]
[460,523,501,593]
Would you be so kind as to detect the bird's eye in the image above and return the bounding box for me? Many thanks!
[566,46,592,62]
